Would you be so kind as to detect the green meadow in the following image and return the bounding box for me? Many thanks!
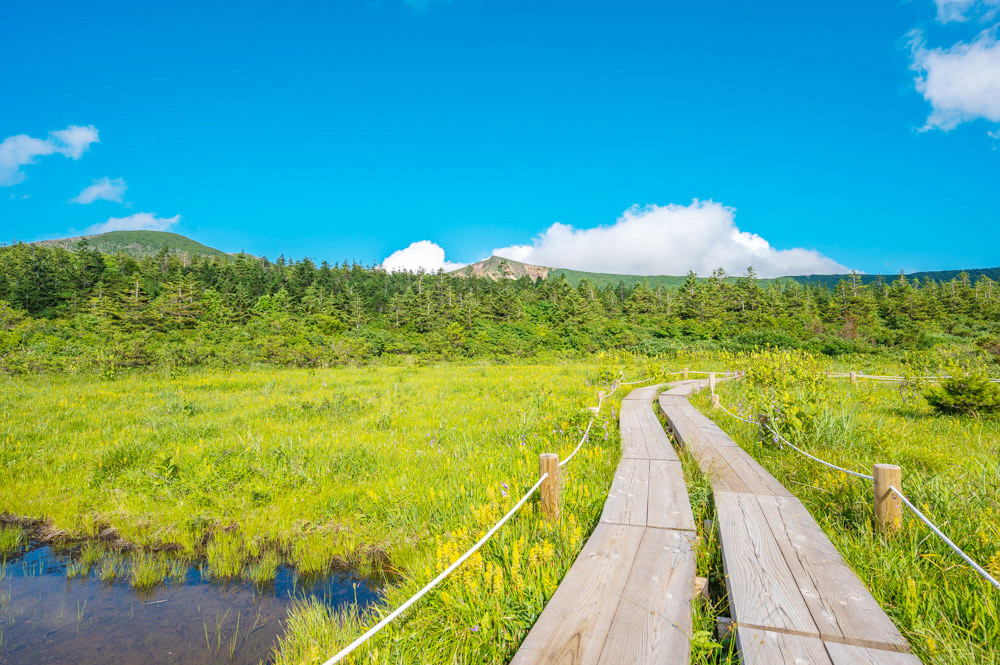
[2,349,998,663]
[692,352,1000,664]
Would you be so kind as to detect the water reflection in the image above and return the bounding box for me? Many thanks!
[0,546,380,665]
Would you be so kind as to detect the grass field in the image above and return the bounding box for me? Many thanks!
[693,355,1000,664]
[0,358,651,662]
[4,349,998,663]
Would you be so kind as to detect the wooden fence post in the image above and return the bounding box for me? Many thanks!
[597,390,606,404]
[873,464,902,534]
[683,368,689,380]
[711,394,720,409]
[709,372,716,394]
[540,453,560,522]
[850,371,858,384]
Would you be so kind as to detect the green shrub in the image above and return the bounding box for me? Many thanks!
[924,372,1000,416]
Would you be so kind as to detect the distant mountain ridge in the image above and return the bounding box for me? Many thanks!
[35,231,233,259]
[455,255,1000,288]
[32,232,999,286]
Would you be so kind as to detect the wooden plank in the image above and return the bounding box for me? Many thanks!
[824,642,922,665]
[597,528,696,665]
[635,410,679,461]
[647,460,696,532]
[600,459,649,527]
[511,523,645,665]
[714,445,794,498]
[756,495,911,649]
[619,408,650,460]
[715,491,820,635]
[737,628,833,665]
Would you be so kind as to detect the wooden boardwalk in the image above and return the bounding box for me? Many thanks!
[659,381,923,665]
[510,384,697,665]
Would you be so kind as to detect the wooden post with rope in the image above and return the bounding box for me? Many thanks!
[540,453,560,522]
[850,371,858,384]
[711,394,720,409]
[873,464,902,534]
[709,372,716,394]
[683,368,689,380]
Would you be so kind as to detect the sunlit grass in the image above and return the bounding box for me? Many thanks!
[698,367,1000,664]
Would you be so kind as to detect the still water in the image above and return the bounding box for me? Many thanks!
[0,546,381,665]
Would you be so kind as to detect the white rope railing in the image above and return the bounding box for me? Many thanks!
[321,372,657,663]
[827,372,1000,384]
[321,473,549,665]
[714,401,873,480]
[713,393,998,592]
[888,486,1000,592]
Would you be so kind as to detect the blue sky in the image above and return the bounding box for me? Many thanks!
[2,0,998,276]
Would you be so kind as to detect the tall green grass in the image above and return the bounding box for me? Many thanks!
[698,368,1000,664]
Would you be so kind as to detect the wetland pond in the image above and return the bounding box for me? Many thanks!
[0,545,381,665]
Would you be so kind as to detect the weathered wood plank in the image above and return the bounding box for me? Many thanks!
[824,642,922,665]
[635,409,679,461]
[510,523,645,665]
[756,495,911,650]
[715,491,820,635]
[619,408,650,460]
[600,458,649,527]
[597,528,696,665]
[737,629,833,665]
[647,460,696,531]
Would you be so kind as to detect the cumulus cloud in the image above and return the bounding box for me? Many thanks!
[492,201,848,278]
[910,28,1000,130]
[381,240,466,273]
[87,212,180,234]
[934,0,999,22]
[0,125,99,186]
[71,177,127,204]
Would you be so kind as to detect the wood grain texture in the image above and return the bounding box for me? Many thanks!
[715,491,821,634]
[513,383,695,664]
[824,642,923,665]
[737,629,833,665]
[755,495,911,649]
[657,379,922,665]
[510,523,645,665]
[647,460,696,531]
[598,528,696,665]
[600,458,649,527]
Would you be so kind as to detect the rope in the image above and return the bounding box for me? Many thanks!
[321,473,549,664]
[322,372,654,662]
[714,385,999,593]
[889,486,1000,592]
[715,400,873,480]
[829,373,1000,383]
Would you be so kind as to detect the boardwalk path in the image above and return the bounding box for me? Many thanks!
[659,381,922,665]
[510,383,698,665]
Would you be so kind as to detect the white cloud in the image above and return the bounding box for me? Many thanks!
[381,240,466,273]
[910,28,1000,130]
[87,212,180,234]
[492,201,848,278]
[0,125,99,186]
[71,177,127,204]
[934,0,999,22]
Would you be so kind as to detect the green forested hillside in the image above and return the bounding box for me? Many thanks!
[36,230,231,259]
[1,240,999,374]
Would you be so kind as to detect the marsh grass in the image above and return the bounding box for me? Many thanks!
[1,359,653,662]
[0,526,25,557]
[699,370,1000,664]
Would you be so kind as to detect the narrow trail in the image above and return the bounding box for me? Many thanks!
[510,383,697,665]
[512,378,923,665]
